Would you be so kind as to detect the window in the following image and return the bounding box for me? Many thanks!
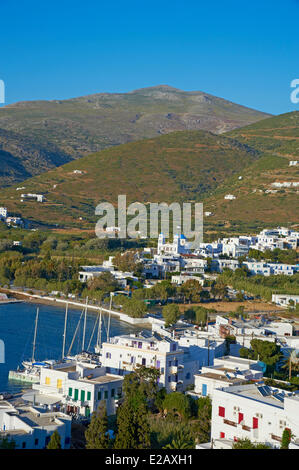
[87,391,91,401]
[111,388,115,398]
[34,438,39,446]
[142,358,146,366]
[22,442,26,448]
[104,390,108,399]
[106,352,111,359]
[57,379,62,389]
[97,391,102,401]
[202,384,207,397]
[45,376,51,385]
[253,417,258,429]
[220,432,225,439]
[68,387,73,397]
[218,406,225,418]
[238,412,244,424]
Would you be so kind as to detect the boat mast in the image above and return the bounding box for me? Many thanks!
[107,293,112,343]
[67,308,84,356]
[82,296,88,351]
[96,307,102,350]
[32,307,39,362]
[62,302,68,359]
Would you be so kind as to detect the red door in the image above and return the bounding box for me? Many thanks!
[238,412,244,424]
[253,417,258,429]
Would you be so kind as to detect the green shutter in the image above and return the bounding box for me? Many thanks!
[74,389,79,401]
[80,390,85,402]
[87,391,91,401]
[68,387,73,397]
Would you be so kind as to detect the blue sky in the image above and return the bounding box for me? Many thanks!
[0,0,298,114]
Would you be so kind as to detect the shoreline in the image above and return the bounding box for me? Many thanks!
[0,287,153,327]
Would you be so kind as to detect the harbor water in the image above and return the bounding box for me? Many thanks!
[0,301,140,394]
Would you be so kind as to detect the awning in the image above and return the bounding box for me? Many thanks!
[22,391,61,406]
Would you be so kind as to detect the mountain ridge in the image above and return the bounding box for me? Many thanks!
[0,85,270,187]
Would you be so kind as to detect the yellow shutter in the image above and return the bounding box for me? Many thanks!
[57,379,62,389]
[45,376,51,385]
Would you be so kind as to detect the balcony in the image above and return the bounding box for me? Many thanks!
[224,419,237,427]
[242,425,251,432]
[271,434,282,442]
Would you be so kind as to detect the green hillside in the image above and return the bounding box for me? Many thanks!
[0,85,270,187]
[202,112,299,228]
[0,127,72,187]
[0,130,259,228]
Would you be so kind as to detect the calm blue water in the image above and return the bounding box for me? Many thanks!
[0,302,139,394]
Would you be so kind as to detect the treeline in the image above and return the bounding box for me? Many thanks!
[219,269,299,301]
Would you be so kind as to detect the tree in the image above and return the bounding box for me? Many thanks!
[85,401,109,449]
[0,437,16,449]
[163,429,194,449]
[88,272,118,295]
[113,252,137,273]
[240,339,282,374]
[47,430,61,449]
[193,397,212,444]
[162,304,181,327]
[211,281,227,300]
[114,391,150,449]
[281,428,292,449]
[281,350,299,380]
[233,438,271,449]
[180,279,202,303]
[122,297,147,318]
[123,366,160,403]
[162,392,192,419]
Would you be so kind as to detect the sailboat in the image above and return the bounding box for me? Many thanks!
[8,307,51,383]
[8,305,71,383]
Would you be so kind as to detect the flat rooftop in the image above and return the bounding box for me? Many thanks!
[222,384,297,409]
[196,372,245,383]
[80,374,122,384]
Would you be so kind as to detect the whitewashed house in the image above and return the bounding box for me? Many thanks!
[28,361,123,417]
[198,383,299,449]
[0,401,71,449]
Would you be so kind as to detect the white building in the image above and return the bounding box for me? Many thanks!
[203,383,299,449]
[289,161,298,166]
[100,332,192,392]
[190,356,263,400]
[171,274,204,286]
[157,233,191,256]
[224,194,236,200]
[28,360,123,418]
[0,401,71,449]
[0,207,8,220]
[272,294,299,308]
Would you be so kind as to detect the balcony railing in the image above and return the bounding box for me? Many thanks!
[271,434,282,442]
[224,419,237,427]
[242,425,251,431]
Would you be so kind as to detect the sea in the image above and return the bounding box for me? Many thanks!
[0,301,140,394]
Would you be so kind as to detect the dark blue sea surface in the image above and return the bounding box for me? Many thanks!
[0,301,139,394]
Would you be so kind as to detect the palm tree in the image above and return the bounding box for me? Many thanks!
[163,430,194,449]
[282,350,299,380]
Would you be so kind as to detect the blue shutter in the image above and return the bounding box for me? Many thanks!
[202,384,207,396]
